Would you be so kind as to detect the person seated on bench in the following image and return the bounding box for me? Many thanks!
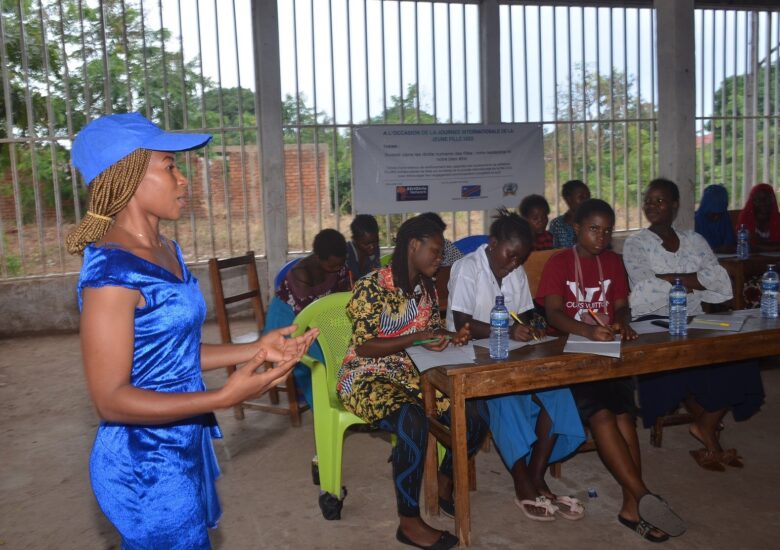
[694,183,736,254]
[737,182,780,253]
[624,178,764,473]
[549,179,591,249]
[538,198,686,543]
[447,208,585,522]
[346,214,381,283]
[267,229,351,407]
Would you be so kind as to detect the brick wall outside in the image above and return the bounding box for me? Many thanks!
[189,143,330,220]
[0,143,331,226]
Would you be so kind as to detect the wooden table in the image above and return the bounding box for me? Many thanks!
[718,254,780,309]
[421,316,780,546]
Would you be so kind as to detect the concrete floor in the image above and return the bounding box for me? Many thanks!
[1,324,779,550]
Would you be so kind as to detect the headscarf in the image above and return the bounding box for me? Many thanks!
[736,183,780,243]
[694,184,735,249]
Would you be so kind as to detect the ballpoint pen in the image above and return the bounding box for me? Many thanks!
[693,319,731,327]
[412,335,452,346]
[510,310,540,341]
[587,307,611,329]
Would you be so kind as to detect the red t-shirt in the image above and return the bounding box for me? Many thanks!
[536,249,628,324]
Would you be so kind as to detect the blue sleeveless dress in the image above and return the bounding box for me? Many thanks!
[77,242,222,549]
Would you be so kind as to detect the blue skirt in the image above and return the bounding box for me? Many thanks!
[263,296,322,409]
[488,388,586,468]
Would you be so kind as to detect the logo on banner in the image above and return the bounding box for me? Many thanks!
[396,185,428,202]
[461,185,481,198]
[502,183,518,196]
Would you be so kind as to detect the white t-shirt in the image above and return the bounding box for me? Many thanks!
[446,243,535,331]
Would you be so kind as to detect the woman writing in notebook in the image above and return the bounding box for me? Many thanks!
[537,198,686,543]
[337,215,489,550]
[446,209,586,522]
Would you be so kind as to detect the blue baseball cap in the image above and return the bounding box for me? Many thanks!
[72,112,212,185]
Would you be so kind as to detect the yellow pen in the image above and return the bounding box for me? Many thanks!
[510,311,540,341]
[694,319,730,327]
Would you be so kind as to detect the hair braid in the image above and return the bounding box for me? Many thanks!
[66,148,151,255]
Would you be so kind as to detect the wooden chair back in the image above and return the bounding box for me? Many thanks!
[523,249,560,297]
[209,251,265,346]
[208,251,304,426]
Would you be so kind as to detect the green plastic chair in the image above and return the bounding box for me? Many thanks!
[292,292,365,501]
[379,252,393,267]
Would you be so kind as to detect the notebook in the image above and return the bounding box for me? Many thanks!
[563,333,622,358]
[689,314,746,332]
[405,343,477,372]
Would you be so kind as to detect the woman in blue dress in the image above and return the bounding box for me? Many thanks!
[67,113,318,549]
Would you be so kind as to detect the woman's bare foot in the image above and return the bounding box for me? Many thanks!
[689,423,722,453]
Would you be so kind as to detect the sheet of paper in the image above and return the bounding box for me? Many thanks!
[405,342,477,372]
[631,319,671,335]
[471,335,557,350]
[689,314,746,332]
[727,308,759,320]
[563,333,622,358]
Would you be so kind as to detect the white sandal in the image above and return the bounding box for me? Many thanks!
[514,495,558,522]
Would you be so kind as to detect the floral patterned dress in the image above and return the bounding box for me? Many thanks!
[337,267,449,424]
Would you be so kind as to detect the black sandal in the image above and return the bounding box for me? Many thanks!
[617,515,669,543]
[396,527,459,550]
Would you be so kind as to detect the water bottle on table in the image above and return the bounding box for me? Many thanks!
[760,264,779,319]
[489,295,509,360]
[668,278,688,336]
[737,224,750,260]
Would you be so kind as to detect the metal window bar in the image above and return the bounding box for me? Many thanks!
[695,9,779,210]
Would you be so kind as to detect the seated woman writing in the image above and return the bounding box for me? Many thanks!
[624,178,764,473]
[538,198,686,543]
[266,228,351,407]
[337,216,489,550]
[446,209,585,522]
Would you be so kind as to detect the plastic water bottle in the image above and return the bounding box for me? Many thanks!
[489,295,509,360]
[737,224,750,260]
[760,264,779,319]
[668,278,688,336]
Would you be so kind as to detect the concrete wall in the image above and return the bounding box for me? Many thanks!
[0,258,271,338]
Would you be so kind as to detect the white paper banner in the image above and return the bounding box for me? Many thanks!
[352,123,544,214]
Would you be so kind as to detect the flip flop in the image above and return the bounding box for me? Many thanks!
[617,515,669,543]
[553,495,585,520]
[690,448,726,472]
[513,496,558,522]
[717,448,744,468]
[637,494,686,537]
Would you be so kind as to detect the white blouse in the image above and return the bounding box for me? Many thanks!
[623,228,732,318]
[445,243,535,331]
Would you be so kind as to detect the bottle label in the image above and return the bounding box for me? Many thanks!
[491,318,509,328]
[670,296,686,306]
[761,281,779,292]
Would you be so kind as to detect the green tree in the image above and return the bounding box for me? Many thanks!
[548,64,656,213]
[707,58,779,203]
[0,0,208,225]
